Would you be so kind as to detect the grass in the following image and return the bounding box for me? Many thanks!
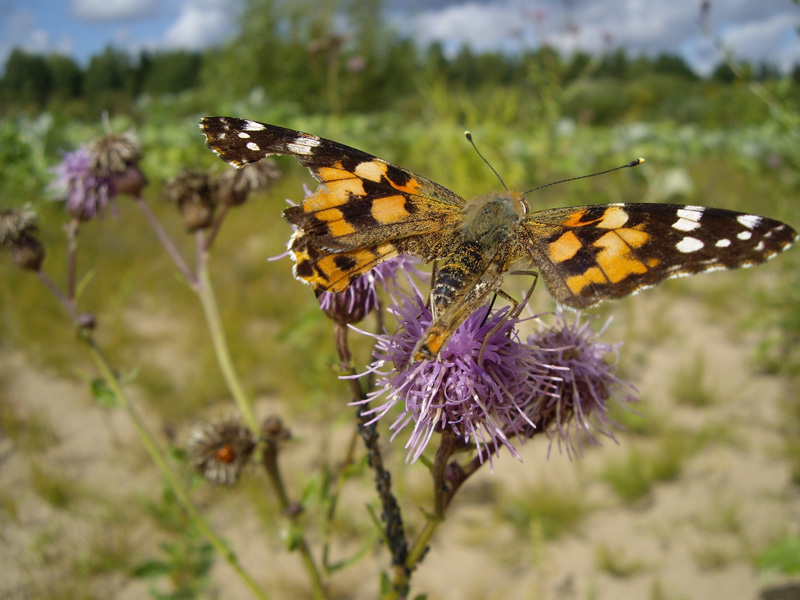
[692,543,737,570]
[29,461,81,508]
[756,535,800,576]
[501,482,588,542]
[599,429,708,504]
[595,543,648,577]
[0,396,58,453]
[670,352,717,408]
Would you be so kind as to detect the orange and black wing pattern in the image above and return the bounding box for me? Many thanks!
[523,203,798,309]
[201,116,464,293]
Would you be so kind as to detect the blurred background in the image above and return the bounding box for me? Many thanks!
[1,1,799,599]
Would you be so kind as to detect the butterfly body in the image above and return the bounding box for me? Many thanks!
[201,117,798,360]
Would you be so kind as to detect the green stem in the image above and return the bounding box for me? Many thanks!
[82,332,269,600]
[195,254,259,433]
[263,442,329,600]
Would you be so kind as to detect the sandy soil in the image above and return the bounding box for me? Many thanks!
[1,289,799,600]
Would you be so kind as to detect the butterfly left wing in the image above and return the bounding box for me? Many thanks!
[522,203,797,309]
[201,117,465,292]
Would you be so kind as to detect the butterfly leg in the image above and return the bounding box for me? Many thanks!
[478,271,539,365]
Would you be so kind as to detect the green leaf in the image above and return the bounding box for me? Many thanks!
[131,559,173,578]
[74,268,96,301]
[301,472,322,509]
[327,530,379,572]
[90,377,119,407]
[757,536,800,575]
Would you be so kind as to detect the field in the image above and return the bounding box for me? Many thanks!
[2,67,800,599]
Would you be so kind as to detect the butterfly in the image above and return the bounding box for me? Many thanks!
[201,117,798,361]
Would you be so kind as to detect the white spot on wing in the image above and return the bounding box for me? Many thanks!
[676,237,704,253]
[677,207,704,221]
[243,120,266,131]
[237,132,251,139]
[715,239,731,248]
[286,135,322,155]
[738,231,752,240]
[246,142,260,151]
[673,217,700,232]
[737,214,761,229]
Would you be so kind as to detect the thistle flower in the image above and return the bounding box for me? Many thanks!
[187,417,256,486]
[164,169,216,231]
[89,130,142,175]
[520,308,637,455]
[0,207,44,271]
[319,255,420,324]
[217,160,281,207]
[361,287,557,463]
[50,147,116,221]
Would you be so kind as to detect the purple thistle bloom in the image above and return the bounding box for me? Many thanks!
[50,147,116,221]
[521,308,638,456]
[360,287,558,464]
[319,255,421,324]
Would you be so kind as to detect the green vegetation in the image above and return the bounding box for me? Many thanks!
[1,1,799,598]
[599,430,711,504]
[501,482,588,541]
[670,352,716,407]
[595,543,648,577]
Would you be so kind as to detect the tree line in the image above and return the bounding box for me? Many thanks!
[1,0,797,121]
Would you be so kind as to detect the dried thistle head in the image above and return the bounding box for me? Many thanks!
[217,160,281,207]
[0,208,45,271]
[187,417,256,486]
[164,169,217,231]
[89,130,142,175]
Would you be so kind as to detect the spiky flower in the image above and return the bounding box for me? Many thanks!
[50,147,116,221]
[319,255,420,324]
[164,169,217,231]
[0,207,44,270]
[360,287,557,463]
[519,308,637,455]
[217,160,281,206]
[187,417,256,486]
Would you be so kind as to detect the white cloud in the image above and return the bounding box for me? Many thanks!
[0,8,74,67]
[721,12,800,72]
[405,0,799,73]
[72,0,160,22]
[162,0,239,50]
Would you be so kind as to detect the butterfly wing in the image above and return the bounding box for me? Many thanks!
[522,203,797,309]
[201,117,465,292]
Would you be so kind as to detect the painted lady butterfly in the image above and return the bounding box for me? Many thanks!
[201,117,797,360]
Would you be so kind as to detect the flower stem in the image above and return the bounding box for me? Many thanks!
[321,423,360,571]
[133,195,198,287]
[401,433,460,573]
[37,270,80,324]
[65,217,80,300]
[332,323,409,595]
[204,203,230,251]
[195,252,259,434]
[81,331,269,600]
[262,439,329,600]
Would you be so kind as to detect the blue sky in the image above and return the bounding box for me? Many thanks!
[2,0,799,76]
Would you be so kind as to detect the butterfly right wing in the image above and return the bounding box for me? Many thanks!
[522,203,797,309]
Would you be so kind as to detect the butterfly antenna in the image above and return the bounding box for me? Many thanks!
[523,158,645,196]
[465,131,507,190]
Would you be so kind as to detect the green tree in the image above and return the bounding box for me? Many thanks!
[1,49,52,109]
[45,53,83,99]
[143,51,202,94]
[83,46,133,98]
